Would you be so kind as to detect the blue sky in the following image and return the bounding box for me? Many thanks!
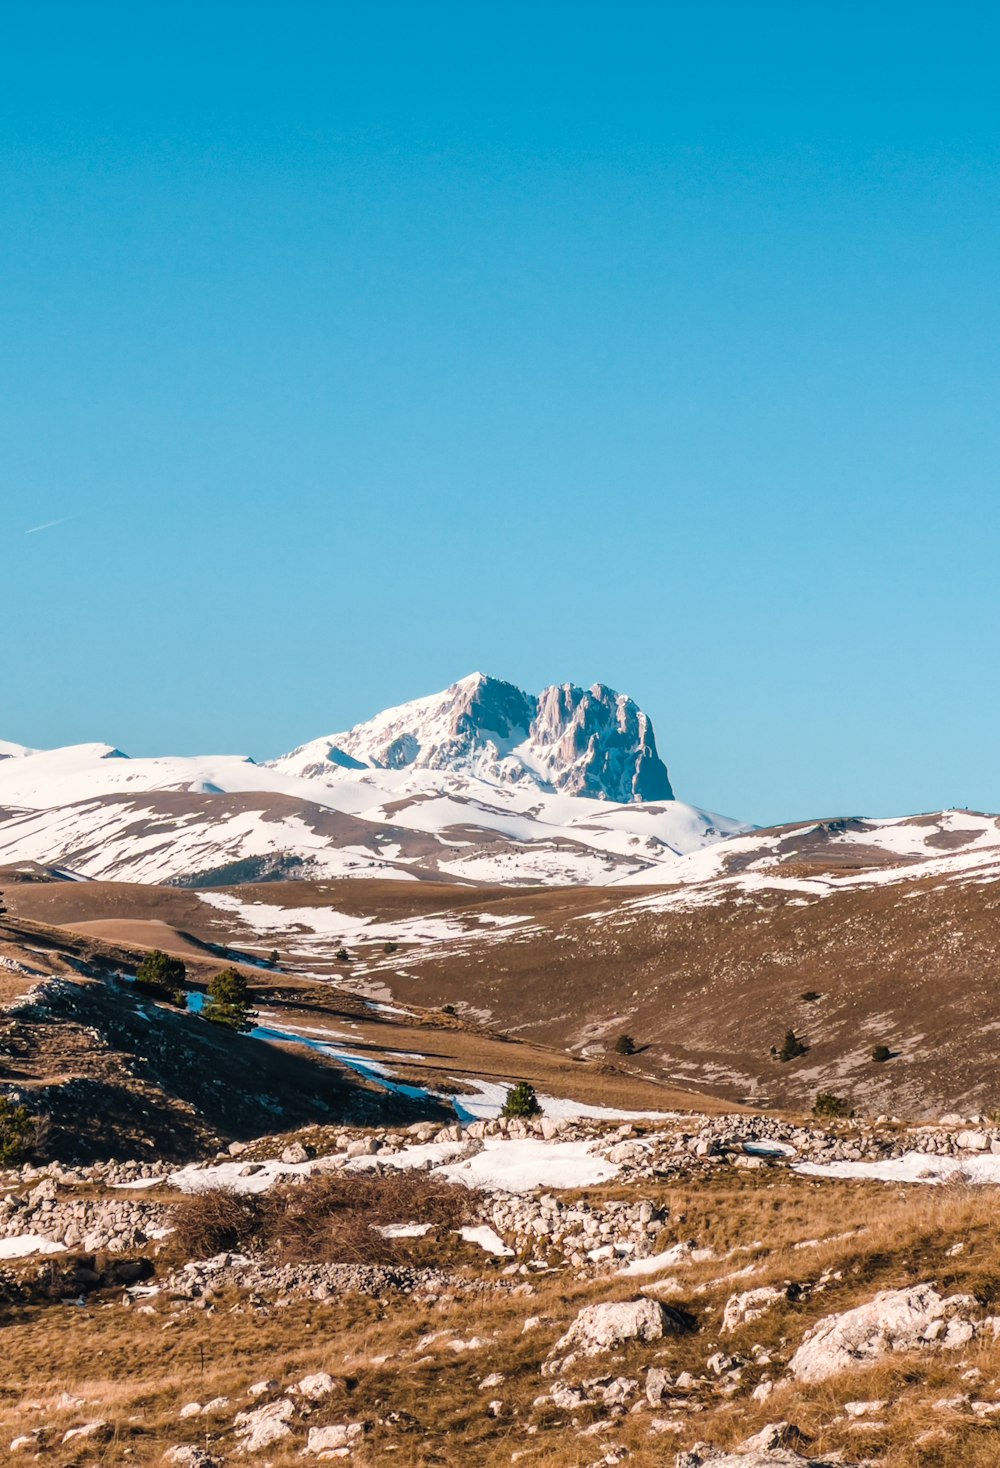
[5,2,1000,826]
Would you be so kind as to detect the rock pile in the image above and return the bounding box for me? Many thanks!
[486,1192,666,1265]
[0,1180,162,1252]
[164,1252,450,1304]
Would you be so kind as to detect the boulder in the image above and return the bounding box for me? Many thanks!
[788,1285,982,1383]
[295,1372,339,1401]
[233,1398,295,1452]
[304,1421,366,1455]
[543,1297,695,1375]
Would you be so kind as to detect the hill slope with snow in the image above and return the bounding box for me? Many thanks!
[0,675,746,886]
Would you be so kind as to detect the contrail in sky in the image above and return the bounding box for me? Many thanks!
[24,518,68,535]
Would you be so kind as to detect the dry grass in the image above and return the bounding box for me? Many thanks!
[4,1172,1000,1464]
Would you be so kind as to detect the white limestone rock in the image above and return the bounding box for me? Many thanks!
[788,1285,983,1383]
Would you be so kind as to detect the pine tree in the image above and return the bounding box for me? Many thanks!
[135,949,187,1006]
[0,1097,33,1164]
[614,1034,637,1055]
[777,1028,808,1062]
[202,967,256,1032]
[502,1081,541,1118]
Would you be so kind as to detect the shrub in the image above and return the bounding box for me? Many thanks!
[0,1097,34,1164]
[268,950,280,967]
[335,948,351,963]
[383,941,398,955]
[813,1091,853,1119]
[614,1034,637,1055]
[799,991,822,1003]
[134,949,186,1006]
[170,1187,264,1258]
[777,1029,808,1062]
[202,967,255,1032]
[872,1044,892,1063]
[263,1171,475,1264]
[502,1081,541,1118]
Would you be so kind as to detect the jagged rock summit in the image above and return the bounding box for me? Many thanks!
[272,672,674,803]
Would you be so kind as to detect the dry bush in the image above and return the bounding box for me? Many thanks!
[169,1186,264,1257]
[262,1169,477,1264]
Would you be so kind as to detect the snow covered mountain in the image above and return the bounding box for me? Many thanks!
[272,673,674,803]
[0,675,745,887]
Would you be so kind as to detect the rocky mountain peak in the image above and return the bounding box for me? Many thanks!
[277,674,674,804]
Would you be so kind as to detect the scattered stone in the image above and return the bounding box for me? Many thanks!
[62,1420,109,1444]
[722,1286,787,1334]
[645,1366,671,1406]
[676,1448,859,1467]
[843,1400,886,1418]
[739,1422,810,1451]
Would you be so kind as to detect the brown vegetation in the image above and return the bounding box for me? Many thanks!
[4,1172,1000,1464]
[169,1170,477,1266]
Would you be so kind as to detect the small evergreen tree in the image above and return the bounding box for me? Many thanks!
[614,1034,637,1055]
[202,967,255,1032]
[872,1044,892,1063]
[813,1091,853,1119]
[799,991,821,1003]
[778,1029,808,1062]
[0,1097,34,1164]
[134,949,186,1006]
[335,947,351,963]
[268,950,280,967]
[502,1081,541,1118]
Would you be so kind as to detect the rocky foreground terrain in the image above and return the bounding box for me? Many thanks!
[3,877,1000,1463]
[4,1107,1000,1466]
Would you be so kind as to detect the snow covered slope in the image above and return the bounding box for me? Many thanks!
[0,675,746,886]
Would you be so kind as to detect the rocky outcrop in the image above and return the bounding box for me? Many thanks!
[530,682,673,801]
[787,1284,988,1382]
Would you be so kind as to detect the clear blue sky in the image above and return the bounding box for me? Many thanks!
[5,2,1000,826]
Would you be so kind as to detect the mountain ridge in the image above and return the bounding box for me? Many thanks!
[0,674,740,886]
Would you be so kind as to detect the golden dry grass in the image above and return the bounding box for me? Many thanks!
[2,1172,1000,1464]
